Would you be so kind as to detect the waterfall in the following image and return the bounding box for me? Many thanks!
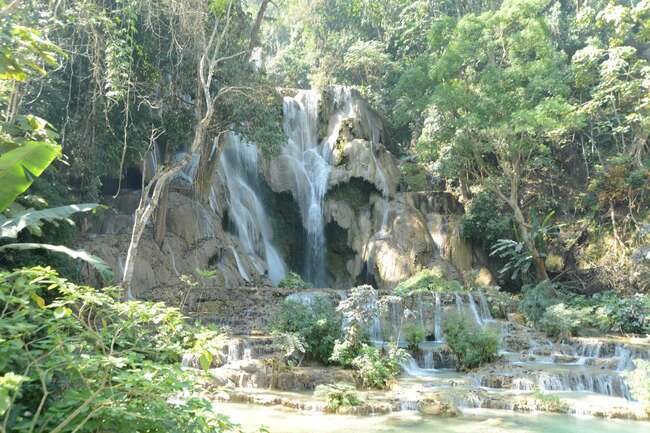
[478,290,493,322]
[220,133,287,285]
[230,246,250,282]
[433,293,443,342]
[467,294,483,326]
[454,293,465,313]
[281,90,330,287]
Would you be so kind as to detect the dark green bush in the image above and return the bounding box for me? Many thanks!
[460,191,513,250]
[519,280,561,325]
[442,313,499,370]
[402,323,426,352]
[271,296,341,364]
[277,271,311,289]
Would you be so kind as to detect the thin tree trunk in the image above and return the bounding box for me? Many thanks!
[122,155,189,298]
[249,0,271,52]
[153,183,169,247]
[511,202,549,281]
[194,134,225,204]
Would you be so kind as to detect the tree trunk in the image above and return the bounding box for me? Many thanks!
[122,155,190,298]
[194,134,225,204]
[249,0,271,52]
[153,183,169,247]
[511,202,550,281]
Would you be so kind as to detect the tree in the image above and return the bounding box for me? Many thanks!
[424,0,578,281]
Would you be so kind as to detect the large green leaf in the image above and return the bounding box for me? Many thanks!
[0,203,100,238]
[0,141,61,212]
[0,243,113,280]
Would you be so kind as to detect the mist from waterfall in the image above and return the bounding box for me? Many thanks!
[220,133,287,285]
[282,90,330,287]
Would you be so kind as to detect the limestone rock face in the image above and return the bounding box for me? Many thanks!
[328,138,400,197]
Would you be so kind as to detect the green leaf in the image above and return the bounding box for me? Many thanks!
[199,350,213,371]
[0,141,60,212]
[0,203,100,238]
[0,243,113,280]
[31,293,46,308]
[53,307,72,319]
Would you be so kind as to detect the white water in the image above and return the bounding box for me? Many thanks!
[230,246,250,282]
[433,293,443,342]
[282,90,330,286]
[220,133,287,285]
[467,294,483,326]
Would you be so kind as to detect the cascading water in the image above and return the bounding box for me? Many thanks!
[281,91,330,286]
[220,134,287,285]
[433,293,443,342]
[467,293,483,326]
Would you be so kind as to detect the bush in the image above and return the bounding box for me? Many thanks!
[460,191,513,250]
[351,344,406,389]
[0,267,237,433]
[394,268,463,296]
[277,271,311,289]
[402,323,426,352]
[442,313,499,370]
[314,383,362,411]
[519,280,561,325]
[591,292,649,334]
[271,296,341,364]
[538,303,590,339]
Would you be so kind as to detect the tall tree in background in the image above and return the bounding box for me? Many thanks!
[424,0,578,280]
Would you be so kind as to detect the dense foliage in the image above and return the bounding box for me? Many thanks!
[271,296,341,364]
[0,267,238,433]
[442,313,499,370]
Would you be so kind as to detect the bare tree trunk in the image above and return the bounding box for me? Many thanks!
[122,155,190,298]
[194,134,226,204]
[249,0,272,52]
[153,183,169,247]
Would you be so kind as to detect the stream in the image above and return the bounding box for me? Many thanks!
[216,403,649,433]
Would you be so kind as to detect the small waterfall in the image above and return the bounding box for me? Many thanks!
[454,293,465,313]
[282,91,330,286]
[220,134,287,285]
[230,246,250,282]
[433,293,443,342]
[477,290,493,322]
[615,345,633,371]
[227,340,242,363]
[467,293,483,326]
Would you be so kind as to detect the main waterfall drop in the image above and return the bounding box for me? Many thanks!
[219,133,287,285]
[281,90,330,286]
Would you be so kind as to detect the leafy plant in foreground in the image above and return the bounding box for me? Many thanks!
[442,313,499,370]
[0,266,239,433]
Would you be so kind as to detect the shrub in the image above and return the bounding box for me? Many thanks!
[442,313,499,370]
[484,288,520,319]
[314,383,362,411]
[394,268,463,296]
[519,280,561,325]
[277,271,311,289]
[538,303,590,339]
[402,323,426,352]
[591,292,649,334]
[330,338,363,368]
[0,267,238,433]
[460,191,513,250]
[351,344,407,389]
[271,296,341,364]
